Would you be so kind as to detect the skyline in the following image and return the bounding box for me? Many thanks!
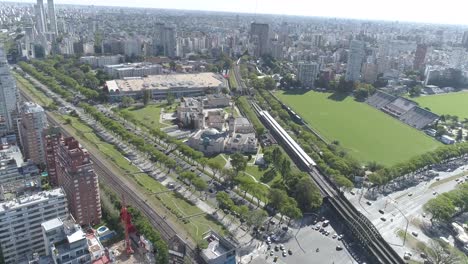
[2,0,468,26]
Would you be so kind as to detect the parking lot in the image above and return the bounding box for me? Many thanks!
[243,214,359,264]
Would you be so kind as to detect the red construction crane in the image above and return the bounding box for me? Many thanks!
[120,195,134,255]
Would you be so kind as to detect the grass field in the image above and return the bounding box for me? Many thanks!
[13,72,54,106]
[413,91,468,120]
[120,104,166,130]
[276,90,440,166]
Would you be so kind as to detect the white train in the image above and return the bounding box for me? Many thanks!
[259,110,316,169]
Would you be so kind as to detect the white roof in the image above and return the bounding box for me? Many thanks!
[41,218,62,232]
[67,228,86,244]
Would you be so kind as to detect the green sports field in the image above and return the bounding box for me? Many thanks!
[276,91,440,166]
[412,91,468,120]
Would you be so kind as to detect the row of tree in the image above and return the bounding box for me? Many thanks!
[256,89,357,190]
[369,142,468,187]
[80,103,177,170]
[216,191,268,230]
[264,147,323,212]
[30,58,101,100]
[18,62,73,101]
[424,183,468,223]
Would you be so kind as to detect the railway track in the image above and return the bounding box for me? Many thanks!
[19,89,185,244]
[252,100,404,264]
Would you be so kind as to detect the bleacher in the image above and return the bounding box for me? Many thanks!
[366,89,440,131]
[399,106,439,130]
[381,97,417,117]
[366,91,397,109]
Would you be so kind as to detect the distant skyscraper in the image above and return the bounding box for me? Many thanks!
[297,62,319,88]
[0,46,18,136]
[345,40,365,82]
[462,31,468,50]
[19,102,48,165]
[413,44,428,71]
[361,63,378,83]
[55,137,101,226]
[47,0,58,34]
[250,23,270,57]
[34,0,47,34]
[163,27,177,58]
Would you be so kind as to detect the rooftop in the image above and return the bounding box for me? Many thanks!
[202,231,237,260]
[106,72,224,93]
[0,188,65,213]
[21,101,44,114]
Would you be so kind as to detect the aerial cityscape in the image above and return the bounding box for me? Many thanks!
[0,1,468,264]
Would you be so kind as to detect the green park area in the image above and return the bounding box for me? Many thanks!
[119,104,172,130]
[413,91,468,120]
[276,90,440,166]
[16,79,227,241]
[13,72,54,106]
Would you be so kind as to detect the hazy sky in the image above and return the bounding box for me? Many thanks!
[3,0,468,25]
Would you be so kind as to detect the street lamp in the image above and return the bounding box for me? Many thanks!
[389,199,409,246]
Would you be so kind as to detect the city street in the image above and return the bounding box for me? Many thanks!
[347,164,468,260]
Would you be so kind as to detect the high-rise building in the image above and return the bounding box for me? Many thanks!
[47,0,58,35]
[250,23,270,57]
[345,40,365,82]
[413,44,428,71]
[55,137,101,226]
[0,147,41,196]
[361,63,378,83]
[462,31,468,50]
[297,62,319,88]
[41,215,107,263]
[0,46,18,136]
[34,0,47,34]
[162,26,176,58]
[43,126,61,186]
[19,102,48,166]
[0,188,68,264]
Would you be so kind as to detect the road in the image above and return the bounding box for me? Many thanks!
[347,164,468,261]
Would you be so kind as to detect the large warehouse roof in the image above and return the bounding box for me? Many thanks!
[106,72,225,92]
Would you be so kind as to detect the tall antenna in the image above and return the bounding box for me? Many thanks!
[121,195,134,255]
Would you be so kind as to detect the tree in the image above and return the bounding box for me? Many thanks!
[456,129,463,141]
[271,147,283,166]
[423,196,456,223]
[267,188,288,211]
[143,89,152,106]
[121,96,134,108]
[216,191,234,210]
[263,77,276,90]
[230,153,247,175]
[192,177,208,196]
[166,93,175,105]
[245,210,268,229]
[169,61,176,71]
[283,203,303,225]
[292,177,323,211]
[354,88,369,101]
[208,160,223,178]
[409,85,422,97]
[425,241,462,264]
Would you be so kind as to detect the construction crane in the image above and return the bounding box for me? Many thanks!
[120,195,134,255]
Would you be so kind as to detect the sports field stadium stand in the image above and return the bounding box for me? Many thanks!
[399,106,439,129]
[381,97,417,118]
[366,91,397,109]
[366,90,439,131]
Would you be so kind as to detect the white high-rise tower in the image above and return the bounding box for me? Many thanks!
[345,40,365,82]
[34,0,47,34]
[47,0,58,35]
